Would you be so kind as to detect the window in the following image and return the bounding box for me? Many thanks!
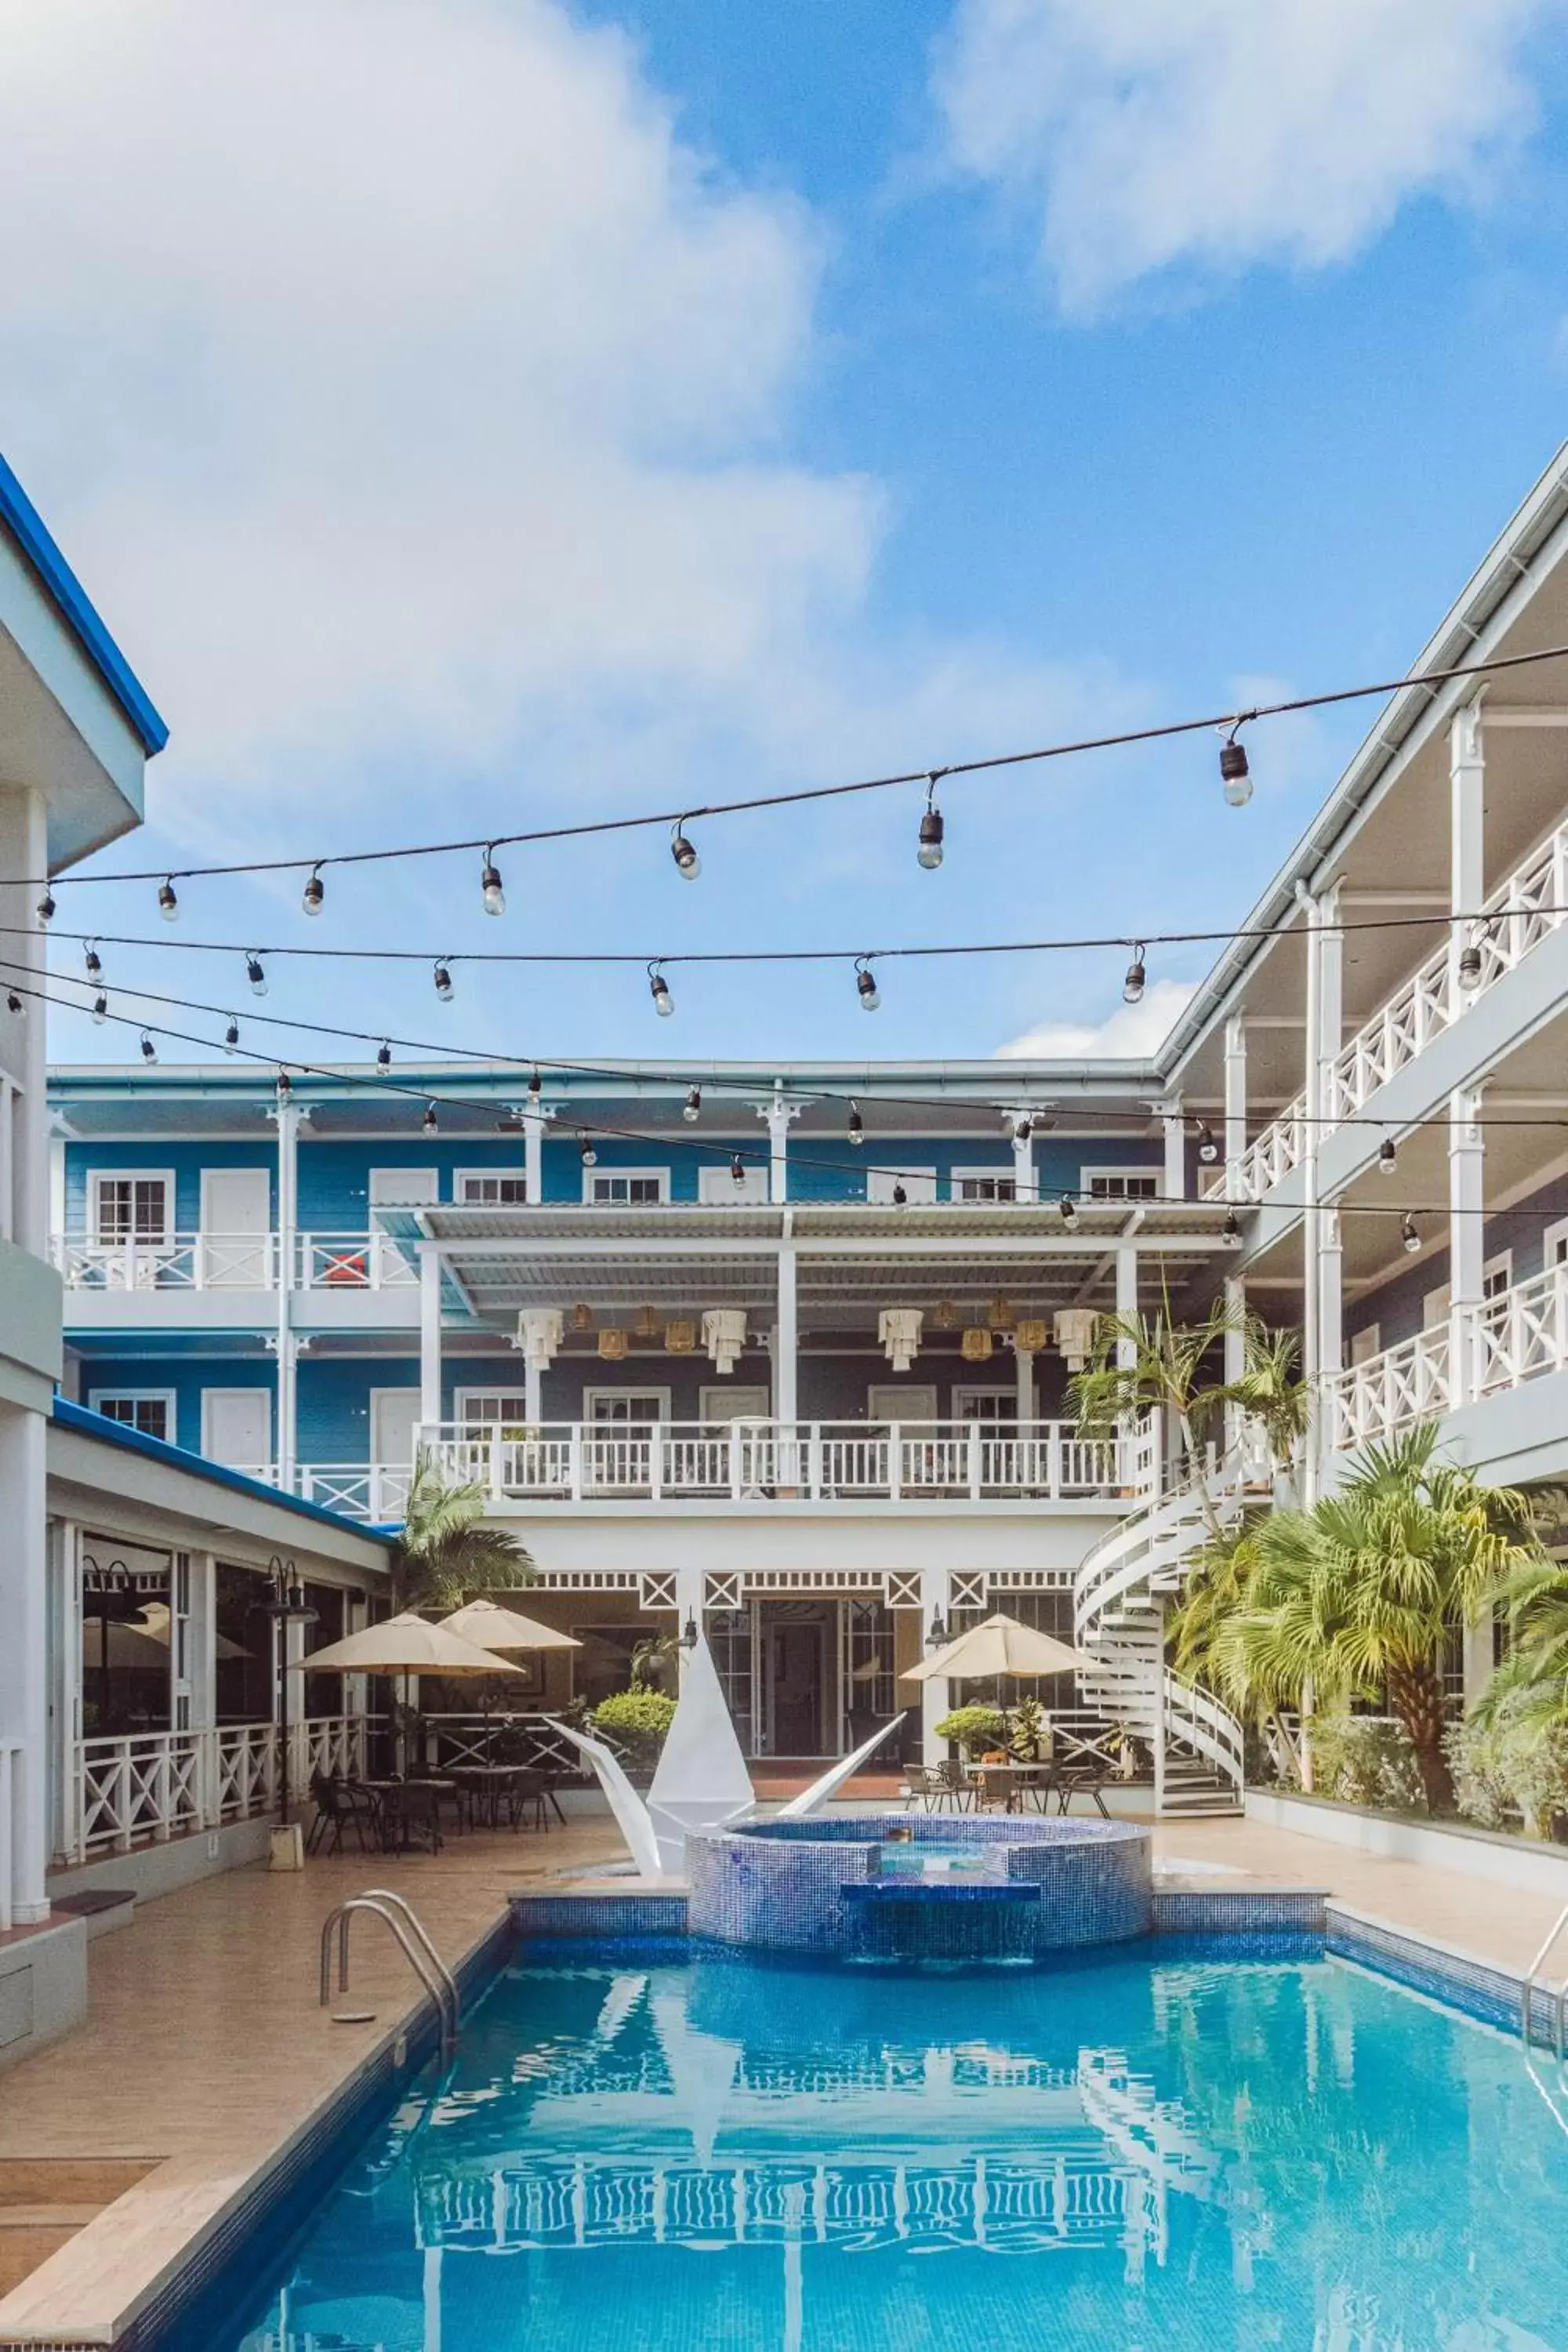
[89,1390,176,1443]
[455,1171,528,1205]
[951,1171,1016,1203]
[1483,1250,1513,1301]
[1546,1218,1568,1270]
[866,1167,937,1205]
[954,1388,1016,1423]
[457,1390,530,1428]
[90,1172,173,1247]
[586,1389,670,1423]
[586,1170,669,1205]
[1083,1168,1160,1201]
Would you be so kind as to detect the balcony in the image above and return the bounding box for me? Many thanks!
[412,1416,1160,1508]
[1209,811,1568,1203]
[1326,1262,1568,1453]
[51,1229,419,1293]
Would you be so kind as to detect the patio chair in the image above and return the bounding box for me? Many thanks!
[379,1781,444,1854]
[935,1760,975,1813]
[305,1769,374,1856]
[1055,1764,1112,1819]
[506,1766,551,1833]
[899,1765,943,1813]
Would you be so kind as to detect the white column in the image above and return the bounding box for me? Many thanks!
[0,787,48,1254]
[524,1359,543,1425]
[48,1519,83,1869]
[189,1553,218,1734]
[1223,1016,1247,1200]
[1223,1273,1247,1456]
[1462,1613,1494,1710]
[1317,881,1343,1123]
[760,1094,800,1204]
[523,1102,552,1203]
[1449,1087,1485,1406]
[1160,1104,1186,1199]
[274,1097,299,1483]
[48,1134,65,1251]
[919,1566,953,1766]
[0,1402,50,1921]
[419,1245,444,1426]
[1300,888,1323,1498]
[1007,1111,1036,1203]
[1115,1245,1139,1349]
[1450,702,1486,1000]
[274,1331,299,1486]
[1014,1344,1034,1422]
[774,1239,798,1424]
[1319,1209,1343,1386]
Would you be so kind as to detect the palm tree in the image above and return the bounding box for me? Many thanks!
[1217,1425,1540,1812]
[1068,1294,1237,1470]
[1219,1315,1310,1472]
[390,1450,536,1613]
[1475,1553,1568,1733]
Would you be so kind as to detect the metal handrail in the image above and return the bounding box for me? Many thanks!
[1520,1900,1568,2060]
[356,1888,461,2032]
[320,1896,458,2060]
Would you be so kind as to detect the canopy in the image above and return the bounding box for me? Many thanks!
[901,1612,1091,1684]
[438,1598,580,1654]
[301,1610,514,1678]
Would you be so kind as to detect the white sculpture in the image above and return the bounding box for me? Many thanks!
[775,1711,906,1818]
[540,1715,663,1880]
[647,1632,756,1871]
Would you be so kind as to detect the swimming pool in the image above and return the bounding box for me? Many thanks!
[172,1936,1568,2350]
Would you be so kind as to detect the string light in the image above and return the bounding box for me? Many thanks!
[5,989,20,1014]
[1224,1209,1240,1243]
[848,1101,865,1147]
[91,990,107,1025]
[670,821,700,881]
[1196,1121,1218,1164]
[648,964,674,1018]
[1123,944,1146,1005]
[481,848,505,917]
[433,959,455,1002]
[246,953,267,998]
[528,1067,543,1100]
[917,775,945,871]
[376,1040,392,1074]
[1457,925,1486,991]
[855,958,880,1012]
[891,1182,908,1206]
[84,942,103,985]
[139,1030,157,1063]
[1378,1136,1397,1174]
[423,1102,438,1134]
[578,1131,597,1167]
[730,1153,746,1184]
[684,1086,702,1122]
[1219,724,1252,808]
[277,1070,292,1101]
[302,864,325,918]
[36,888,54,924]
[1402,1213,1421,1254]
[158,877,179,922]
[224,1017,241,1055]
[1058,1192,1077,1227]
[1012,1117,1033,1145]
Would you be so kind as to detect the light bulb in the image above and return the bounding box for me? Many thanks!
[246,953,267,999]
[1220,736,1252,807]
[84,945,103,983]
[670,823,700,880]
[579,1131,597,1167]
[917,804,945,870]
[892,1182,908,1206]
[224,1018,240,1054]
[856,961,880,1012]
[1457,935,1483,991]
[140,1031,158,1064]
[302,866,325,917]
[423,1102,438,1134]
[1224,1209,1240,1243]
[376,1040,392,1074]
[1402,1214,1421,1255]
[1123,946,1146,1005]
[848,1101,865,1147]
[434,960,455,1002]
[1378,1137,1397,1174]
[158,877,179,922]
[91,992,107,1025]
[1058,1192,1077,1226]
[649,967,674,1018]
[684,1086,702,1122]
[481,851,505,916]
[36,889,55,924]
[5,991,21,1014]
[277,1071,292,1101]
[1196,1123,1218,1164]
[730,1153,746,1184]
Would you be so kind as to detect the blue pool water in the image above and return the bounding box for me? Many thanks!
[183,1937,1567,2351]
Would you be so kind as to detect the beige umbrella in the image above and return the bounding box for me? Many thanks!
[439,1599,582,1763]
[302,1610,515,1678]
[901,1611,1093,1686]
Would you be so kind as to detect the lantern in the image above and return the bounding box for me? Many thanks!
[597,1327,629,1362]
[960,1327,993,1363]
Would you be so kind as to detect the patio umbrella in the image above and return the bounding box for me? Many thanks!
[437,1599,581,1762]
[901,1611,1093,1694]
[302,1610,516,1774]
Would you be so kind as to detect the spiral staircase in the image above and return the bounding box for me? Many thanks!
[1073,1454,1250,1817]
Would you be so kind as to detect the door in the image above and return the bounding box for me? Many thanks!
[867,1384,938,1428]
[764,1608,826,1755]
[370,1167,438,1279]
[371,1388,420,1517]
[202,1388,272,1473]
[583,1389,667,1491]
[201,1167,270,1287]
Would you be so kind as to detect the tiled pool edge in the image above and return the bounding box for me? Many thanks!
[0,1911,515,2352]
[1326,1903,1554,2045]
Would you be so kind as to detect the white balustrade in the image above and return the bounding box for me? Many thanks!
[413,1417,1153,1505]
[1325,1326,1454,1452]
[1328,1263,1568,1452]
[296,1230,419,1289]
[1472,1261,1568,1398]
[50,1230,278,1290]
[62,1715,365,1862]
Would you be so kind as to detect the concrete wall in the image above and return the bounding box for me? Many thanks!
[0,1916,88,2074]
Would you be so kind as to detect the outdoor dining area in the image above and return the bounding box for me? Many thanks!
[899,1612,1120,1819]
[299,1599,580,1856]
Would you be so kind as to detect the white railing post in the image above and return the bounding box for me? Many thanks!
[650,1424,664,1502]
[808,1422,822,1499]
[1048,1421,1062,1501]
[568,1424,584,1503]
[967,1424,982,1501]
[488,1425,505,1502]
[887,1424,902,1501]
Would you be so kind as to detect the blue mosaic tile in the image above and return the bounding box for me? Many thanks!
[1326,1907,1548,2042]
[1152,1889,1327,1934]
[508,1892,690,1939]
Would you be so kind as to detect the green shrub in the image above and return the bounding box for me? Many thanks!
[1446,1693,1568,1838]
[1309,1715,1425,1812]
[933,1704,1009,1758]
[591,1686,678,1773]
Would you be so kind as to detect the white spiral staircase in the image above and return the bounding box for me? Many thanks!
[1073,1451,1250,1817]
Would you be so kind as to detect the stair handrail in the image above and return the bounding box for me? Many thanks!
[1521,1900,1568,2061]
[355,1887,462,2033]
[320,1895,458,2060]
[1164,1668,1245,1795]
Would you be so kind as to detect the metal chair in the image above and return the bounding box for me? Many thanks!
[305,1769,374,1856]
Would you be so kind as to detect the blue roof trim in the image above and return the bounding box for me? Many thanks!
[0,452,169,757]
[49,1396,394,1549]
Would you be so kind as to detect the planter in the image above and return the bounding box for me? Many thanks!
[1246,1787,1568,1900]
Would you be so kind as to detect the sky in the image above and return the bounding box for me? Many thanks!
[5,0,1568,1076]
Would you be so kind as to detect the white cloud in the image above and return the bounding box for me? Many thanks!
[996,976,1196,1062]
[935,0,1553,312]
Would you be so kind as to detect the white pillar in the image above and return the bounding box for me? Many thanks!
[1223,1273,1247,1456]
[1223,1016,1247,1200]
[524,1359,543,1425]
[0,1403,50,1921]
[48,1519,83,1869]
[775,1240,798,1424]
[0,787,48,1254]
[1007,1111,1036,1203]
[274,1096,299,1482]
[1014,1345,1034,1422]
[1300,887,1323,1498]
[1115,1245,1139,1351]
[523,1102,552,1203]
[419,1245,444,1426]
[1161,1105,1186,1200]
[1450,702,1486,1000]
[1449,1087,1485,1406]
[1462,1612,1494,1710]
[760,1094,800,1204]
[189,1553,218,1735]
[275,1331,299,1486]
[919,1566,953,1766]
[1319,1209,1343,1385]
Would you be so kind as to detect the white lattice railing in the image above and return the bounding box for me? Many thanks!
[1329,1264,1568,1451]
[419,1713,595,1777]
[1207,815,1568,1202]
[412,1418,1157,1505]
[295,1230,419,1290]
[63,1715,366,1862]
[51,1230,278,1290]
[1472,1261,1568,1398]
[1325,1325,1454,1452]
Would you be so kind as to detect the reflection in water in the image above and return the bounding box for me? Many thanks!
[225,1944,1567,2352]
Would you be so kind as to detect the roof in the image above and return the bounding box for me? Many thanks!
[49,1395,395,1545]
[0,450,169,757]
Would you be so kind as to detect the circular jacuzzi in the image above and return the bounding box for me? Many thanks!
[685,1813,1152,1964]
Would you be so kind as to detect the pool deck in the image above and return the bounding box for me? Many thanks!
[1,1806,1565,2346]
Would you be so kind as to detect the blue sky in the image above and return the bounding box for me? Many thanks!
[6,0,1568,1073]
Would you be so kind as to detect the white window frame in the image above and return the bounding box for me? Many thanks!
[949,1168,1017,1203]
[89,1168,176,1247]
[1482,1250,1513,1301]
[583,1386,673,1422]
[953,1386,1017,1421]
[699,1383,771,1422]
[584,1168,670,1206]
[453,1168,529,1206]
[1081,1167,1160,1201]
[1347,1325,1382,1368]
[88,1388,177,1443]
[698,1162,768,1205]
[1545,1218,1568,1269]
[866,1167,937,1206]
[456,1388,531,1428]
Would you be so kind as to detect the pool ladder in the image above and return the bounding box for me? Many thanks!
[320,1890,460,2061]
[1519,1902,1568,2142]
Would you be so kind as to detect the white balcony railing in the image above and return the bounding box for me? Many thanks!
[1208,813,1568,1203]
[412,1417,1156,1506]
[64,1715,366,1863]
[1324,1264,1568,1452]
[51,1230,279,1290]
[295,1231,419,1290]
